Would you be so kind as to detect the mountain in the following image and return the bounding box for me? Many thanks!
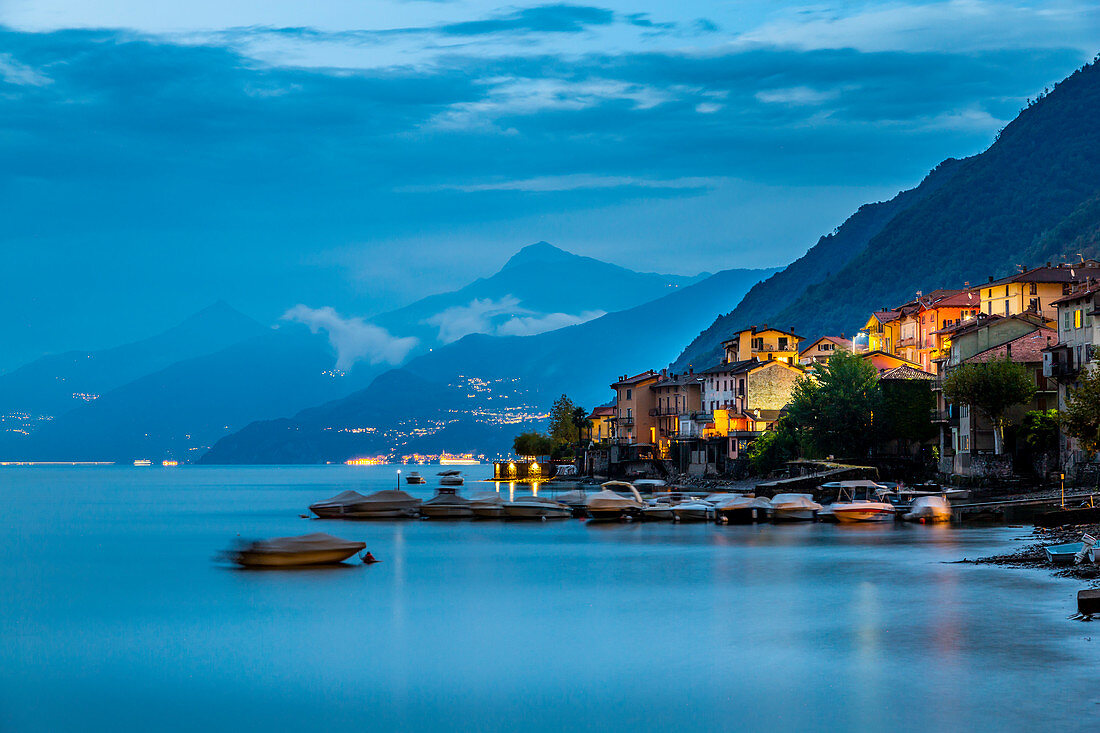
[201,265,778,463]
[668,160,964,370]
[0,302,266,428]
[0,324,378,462]
[368,241,707,347]
[670,58,1100,365]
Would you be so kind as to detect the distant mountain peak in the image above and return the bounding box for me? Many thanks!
[501,241,576,270]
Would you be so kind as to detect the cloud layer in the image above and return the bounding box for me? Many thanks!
[425,296,605,343]
[283,305,418,370]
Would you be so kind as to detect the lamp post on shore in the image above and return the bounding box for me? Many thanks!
[397,469,401,489]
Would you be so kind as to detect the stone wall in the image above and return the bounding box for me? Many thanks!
[746,362,801,412]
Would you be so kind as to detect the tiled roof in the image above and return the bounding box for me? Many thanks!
[611,370,659,386]
[879,365,936,380]
[986,263,1100,288]
[587,405,615,419]
[964,328,1057,365]
[722,324,803,343]
[700,359,756,375]
[650,372,704,390]
[921,289,979,308]
[1050,285,1100,306]
[799,336,852,355]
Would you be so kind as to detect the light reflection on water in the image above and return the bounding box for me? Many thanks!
[1,465,1097,732]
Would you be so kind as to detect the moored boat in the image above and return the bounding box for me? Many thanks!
[713,495,771,524]
[438,470,464,487]
[345,489,421,518]
[768,493,822,522]
[309,490,370,518]
[672,498,716,522]
[825,481,897,523]
[586,481,645,522]
[406,471,427,484]
[228,533,366,568]
[503,495,572,520]
[420,487,474,518]
[470,491,505,519]
[553,489,591,517]
[902,495,953,523]
[641,498,675,521]
[1045,542,1086,565]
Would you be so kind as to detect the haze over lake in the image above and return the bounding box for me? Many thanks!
[3,465,1094,732]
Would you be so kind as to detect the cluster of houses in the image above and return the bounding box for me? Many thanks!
[584,259,1100,479]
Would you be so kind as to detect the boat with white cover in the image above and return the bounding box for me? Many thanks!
[420,487,474,518]
[769,493,822,522]
[438,470,464,487]
[902,495,953,523]
[713,495,771,524]
[229,533,366,567]
[309,490,369,518]
[504,495,572,519]
[672,498,716,522]
[406,472,427,484]
[469,491,505,519]
[344,489,421,518]
[586,481,645,522]
[641,498,675,521]
[553,489,591,517]
[826,481,896,523]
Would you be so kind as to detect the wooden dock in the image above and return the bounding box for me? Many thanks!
[952,493,1100,523]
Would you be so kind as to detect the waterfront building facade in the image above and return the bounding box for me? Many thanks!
[798,336,853,367]
[979,261,1100,321]
[722,325,802,364]
[608,371,660,445]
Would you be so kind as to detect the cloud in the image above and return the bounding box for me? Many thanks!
[283,305,418,370]
[497,310,606,336]
[439,5,615,36]
[424,296,606,342]
[0,52,51,86]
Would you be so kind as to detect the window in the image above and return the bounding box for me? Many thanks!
[625,388,632,400]
[1029,282,1037,295]
[1065,310,1072,329]
[1075,309,1083,329]
[1004,301,1009,316]
[778,337,788,350]
[739,378,745,394]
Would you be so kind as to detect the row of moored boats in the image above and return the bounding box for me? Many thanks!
[307,480,955,524]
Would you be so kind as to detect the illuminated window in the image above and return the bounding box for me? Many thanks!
[1075,309,1083,329]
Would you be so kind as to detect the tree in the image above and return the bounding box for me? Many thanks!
[809,350,881,458]
[513,432,555,458]
[548,395,579,446]
[876,379,936,450]
[571,406,589,454]
[1021,409,1060,454]
[745,422,800,475]
[942,357,1036,454]
[1062,367,1100,454]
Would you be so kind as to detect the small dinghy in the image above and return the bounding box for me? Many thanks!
[1045,542,1086,565]
[309,490,369,518]
[229,533,366,568]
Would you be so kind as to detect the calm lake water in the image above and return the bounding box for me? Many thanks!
[2,465,1096,732]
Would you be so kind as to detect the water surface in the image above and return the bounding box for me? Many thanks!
[2,466,1096,732]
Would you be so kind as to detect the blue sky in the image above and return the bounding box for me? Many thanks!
[1,0,1097,369]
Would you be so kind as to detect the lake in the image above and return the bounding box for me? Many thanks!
[2,465,1096,732]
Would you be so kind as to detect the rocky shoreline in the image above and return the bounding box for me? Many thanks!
[968,522,1100,585]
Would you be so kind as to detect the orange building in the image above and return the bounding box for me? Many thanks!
[608,370,660,444]
[722,325,802,364]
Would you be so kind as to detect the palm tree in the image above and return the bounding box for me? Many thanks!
[571,406,589,459]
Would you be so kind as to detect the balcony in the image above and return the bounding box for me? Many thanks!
[648,407,682,417]
[611,415,634,427]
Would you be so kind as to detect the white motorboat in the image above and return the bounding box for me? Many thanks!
[586,481,645,522]
[641,498,675,521]
[902,495,953,523]
[438,470,464,487]
[826,481,896,523]
[469,491,505,519]
[228,533,366,568]
[634,479,667,492]
[713,495,771,524]
[768,493,822,522]
[345,489,421,518]
[420,487,473,518]
[406,472,427,484]
[309,490,369,518]
[672,499,716,522]
[504,495,572,520]
[552,489,591,517]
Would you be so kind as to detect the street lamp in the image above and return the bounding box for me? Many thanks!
[397,469,401,489]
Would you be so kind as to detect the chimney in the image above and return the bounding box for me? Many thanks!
[1006,343,1012,359]
[988,275,994,283]
[688,367,694,374]
[661,368,667,378]
[1047,261,1052,268]
[964,281,970,288]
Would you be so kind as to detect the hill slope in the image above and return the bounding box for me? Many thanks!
[201,265,777,463]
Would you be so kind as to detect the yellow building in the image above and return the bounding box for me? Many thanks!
[722,325,801,364]
[609,370,660,444]
[980,261,1100,321]
[863,310,901,354]
[586,404,615,443]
